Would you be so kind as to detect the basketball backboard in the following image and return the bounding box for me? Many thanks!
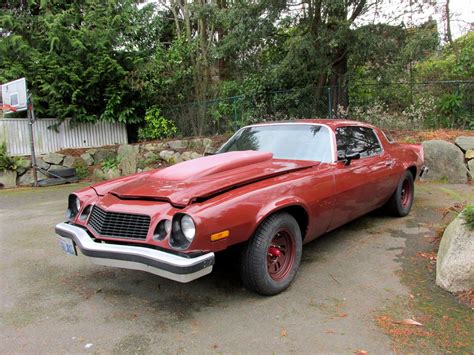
[1,78,28,114]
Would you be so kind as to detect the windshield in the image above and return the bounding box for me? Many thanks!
[218,124,333,162]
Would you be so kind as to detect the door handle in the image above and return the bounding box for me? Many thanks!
[385,160,394,167]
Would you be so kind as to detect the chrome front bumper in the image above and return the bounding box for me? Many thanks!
[55,223,215,283]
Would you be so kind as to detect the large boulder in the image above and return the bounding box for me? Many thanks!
[142,142,166,152]
[167,140,188,150]
[181,151,203,161]
[42,152,65,165]
[94,148,116,163]
[436,211,474,292]
[468,159,474,173]
[159,150,176,163]
[80,152,94,166]
[36,158,50,171]
[0,170,17,188]
[118,144,139,176]
[62,155,79,168]
[117,144,139,160]
[421,140,468,183]
[455,136,474,152]
[94,167,121,181]
[16,158,31,175]
[17,169,48,186]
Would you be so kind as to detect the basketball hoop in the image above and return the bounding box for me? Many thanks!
[1,104,17,112]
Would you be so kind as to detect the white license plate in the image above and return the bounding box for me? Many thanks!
[58,236,77,256]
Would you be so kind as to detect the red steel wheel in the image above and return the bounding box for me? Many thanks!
[386,170,414,217]
[400,178,412,208]
[267,229,296,281]
[240,213,302,296]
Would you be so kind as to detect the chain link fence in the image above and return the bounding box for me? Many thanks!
[162,81,474,136]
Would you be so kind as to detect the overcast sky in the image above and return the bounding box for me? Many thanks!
[358,0,473,41]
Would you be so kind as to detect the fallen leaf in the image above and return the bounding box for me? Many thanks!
[338,312,348,318]
[393,318,423,326]
[325,329,336,334]
[409,294,415,299]
[355,350,368,355]
[280,328,287,337]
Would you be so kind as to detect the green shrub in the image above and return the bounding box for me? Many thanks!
[463,205,474,230]
[101,157,119,171]
[0,143,24,172]
[138,106,178,141]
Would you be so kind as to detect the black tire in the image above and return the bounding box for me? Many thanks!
[48,167,76,178]
[386,170,414,217]
[240,212,302,296]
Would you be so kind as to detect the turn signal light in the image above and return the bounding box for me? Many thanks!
[210,230,230,242]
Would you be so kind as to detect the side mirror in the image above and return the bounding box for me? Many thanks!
[342,152,360,166]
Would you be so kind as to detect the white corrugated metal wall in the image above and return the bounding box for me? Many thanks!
[0,118,128,156]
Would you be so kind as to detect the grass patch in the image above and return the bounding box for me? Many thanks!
[462,205,474,230]
[376,226,474,352]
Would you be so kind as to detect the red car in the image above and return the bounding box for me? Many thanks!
[55,120,426,295]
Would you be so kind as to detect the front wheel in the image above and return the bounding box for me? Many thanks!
[386,170,414,217]
[240,213,302,296]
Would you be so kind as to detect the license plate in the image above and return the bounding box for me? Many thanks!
[58,236,77,256]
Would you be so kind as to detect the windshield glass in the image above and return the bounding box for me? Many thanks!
[218,124,333,162]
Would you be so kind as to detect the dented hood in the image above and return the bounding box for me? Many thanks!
[93,151,318,207]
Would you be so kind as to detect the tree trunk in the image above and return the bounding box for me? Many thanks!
[444,0,453,43]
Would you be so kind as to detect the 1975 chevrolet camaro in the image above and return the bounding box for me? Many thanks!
[55,120,426,295]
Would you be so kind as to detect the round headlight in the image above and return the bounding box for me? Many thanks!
[67,194,81,220]
[180,215,195,242]
[79,205,92,221]
[153,219,172,241]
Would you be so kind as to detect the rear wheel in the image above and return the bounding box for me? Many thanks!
[386,170,414,217]
[240,213,302,296]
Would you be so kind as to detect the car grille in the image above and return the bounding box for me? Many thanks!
[87,205,150,240]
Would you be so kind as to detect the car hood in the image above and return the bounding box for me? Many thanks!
[92,151,318,207]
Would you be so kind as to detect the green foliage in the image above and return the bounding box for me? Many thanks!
[101,157,119,171]
[138,106,178,141]
[463,205,474,230]
[72,159,89,179]
[0,0,470,132]
[438,94,463,115]
[0,0,165,124]
[0,143,24,172]
[74,165,89,179]
[416,32,474,81]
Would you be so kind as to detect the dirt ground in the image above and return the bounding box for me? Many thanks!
[0,182,473,354]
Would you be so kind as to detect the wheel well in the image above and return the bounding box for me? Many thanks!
[267,205,309,240]
[407,166,417,178]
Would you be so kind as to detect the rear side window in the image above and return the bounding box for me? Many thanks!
[382,130,395,143]
[335,126,382,159]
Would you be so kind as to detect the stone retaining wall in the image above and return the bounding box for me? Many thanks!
[2,138,214,187]
[2,135,473,188]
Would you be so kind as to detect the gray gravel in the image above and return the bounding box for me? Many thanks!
[1,182,472,354]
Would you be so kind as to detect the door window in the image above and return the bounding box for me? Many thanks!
[335,126,382,159]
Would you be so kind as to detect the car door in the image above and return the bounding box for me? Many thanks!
[327,126,390,231]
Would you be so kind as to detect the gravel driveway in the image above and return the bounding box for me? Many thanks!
[1,182,472,353]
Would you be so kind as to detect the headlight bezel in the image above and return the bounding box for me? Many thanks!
[169,213,196,250]
[66,194,81,220]
[153,219,172,241]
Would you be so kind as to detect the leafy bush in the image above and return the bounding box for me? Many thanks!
[463,205,474,230]
[75,165,89,179]
[138,106,178,141]
[101,157,119,171]
[0,143,24,172]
